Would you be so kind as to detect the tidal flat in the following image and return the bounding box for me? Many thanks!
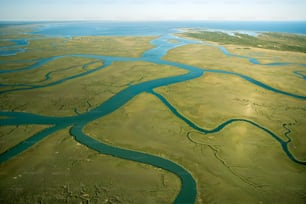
[164,43,306,96]
[0,36,155,61]
[181,30,306,53]
[0,127,180,204]
[84,83,306,203]
[0,23,306,204]
[0,60,187,117]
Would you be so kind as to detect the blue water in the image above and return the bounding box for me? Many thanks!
[0,39,28,56]
[1,21,306,56]
[0,48,25,56]
[28,21,306,36]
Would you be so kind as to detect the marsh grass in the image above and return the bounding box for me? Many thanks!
[0,127,179,204]
[84,92,306,204]
[182,31,306,53]
[0,36,155,61]
[0,61,187,116]
[164,43,306,96]
[0,125,50,154]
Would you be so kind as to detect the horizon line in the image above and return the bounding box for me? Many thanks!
[1,19,306,22]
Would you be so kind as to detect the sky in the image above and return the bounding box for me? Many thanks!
[0,0,305,21]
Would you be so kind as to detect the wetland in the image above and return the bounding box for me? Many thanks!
[0,22,306,204]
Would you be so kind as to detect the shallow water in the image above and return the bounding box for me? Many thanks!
[29,21,306,36]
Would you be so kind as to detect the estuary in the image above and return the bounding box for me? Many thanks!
[0,22,306,203]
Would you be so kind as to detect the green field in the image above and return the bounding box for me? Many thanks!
[181,30,306,53]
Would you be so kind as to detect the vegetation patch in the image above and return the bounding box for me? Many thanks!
[181,30,306,53]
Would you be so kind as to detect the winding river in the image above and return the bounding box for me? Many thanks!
[0,29,306,203]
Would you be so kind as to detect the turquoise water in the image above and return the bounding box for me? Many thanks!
[29,21,306,36]
[1,21,306,56]
[0,22,306,203]
[0,39,28,56]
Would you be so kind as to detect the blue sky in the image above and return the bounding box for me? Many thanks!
[0,0,305,21]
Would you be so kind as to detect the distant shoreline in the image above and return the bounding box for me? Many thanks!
[1,21,306,36]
